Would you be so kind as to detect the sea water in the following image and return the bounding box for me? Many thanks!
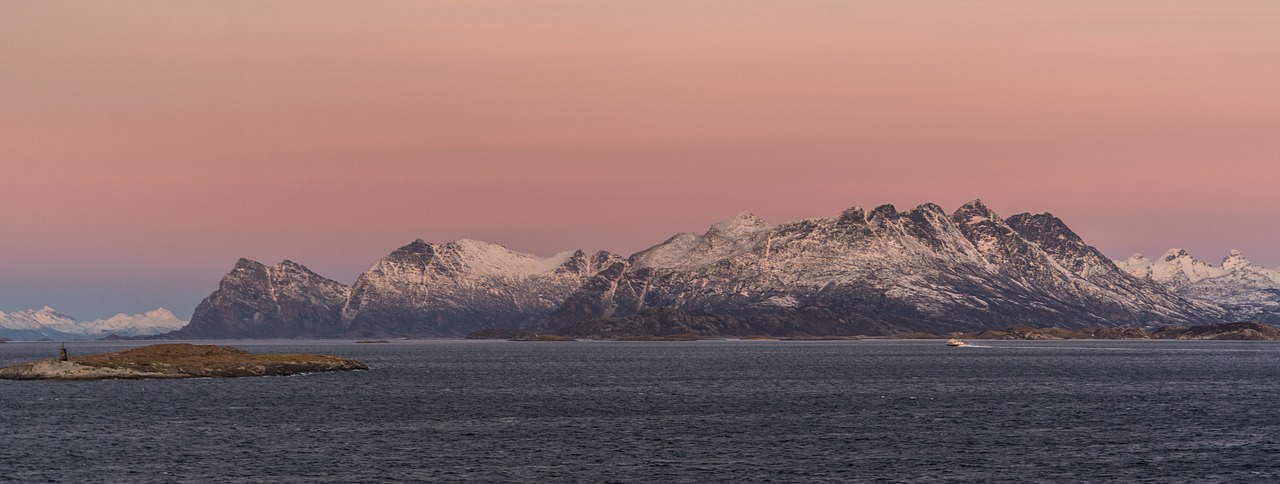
[3,340,1279,482]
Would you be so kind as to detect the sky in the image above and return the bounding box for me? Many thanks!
[2,1,1278,320]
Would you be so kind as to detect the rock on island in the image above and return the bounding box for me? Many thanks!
[0,344,367,380]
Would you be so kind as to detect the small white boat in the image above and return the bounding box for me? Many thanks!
[946,338,967,347]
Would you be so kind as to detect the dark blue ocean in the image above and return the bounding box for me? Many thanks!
[3,340,1280,482]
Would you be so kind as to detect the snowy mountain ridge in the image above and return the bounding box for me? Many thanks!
[171,240,623,338]
[1117,249,1280,323]
[341,239,621,336]
[166,200,1265,338]
[546,201,1222,337]
[0,307,187,340]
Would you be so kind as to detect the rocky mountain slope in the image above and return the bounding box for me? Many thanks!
[169,241,619,338]
[0,307,187,340]
[342,239,620,336]
[1118,250,1280,323]
[547,201,1221,337]
[165,259,350,338]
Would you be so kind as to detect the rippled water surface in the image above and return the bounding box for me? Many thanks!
[3,339,1280,482]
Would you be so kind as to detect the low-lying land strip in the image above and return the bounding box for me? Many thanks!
[0,344,367,380]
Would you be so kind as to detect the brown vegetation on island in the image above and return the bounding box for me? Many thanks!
[510,334,577,342]
[0,344,367,380]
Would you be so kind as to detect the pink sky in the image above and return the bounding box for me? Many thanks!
[3,1,1279,319]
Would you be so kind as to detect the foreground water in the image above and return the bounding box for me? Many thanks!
[3,340,1279,482]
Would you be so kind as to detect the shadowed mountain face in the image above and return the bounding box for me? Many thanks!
[166,259,350,338]
[545,201,1220,337]
[170,201,1228,339]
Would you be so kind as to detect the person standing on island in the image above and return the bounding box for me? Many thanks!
[59,344,68,361]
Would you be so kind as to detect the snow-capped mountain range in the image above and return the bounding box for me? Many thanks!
[0,307,187,340]
[545,201,1220,336]
[30,201,1276,340]
[166,241,621,338]
[1118,249,1280,323]
[158,200,1257,339]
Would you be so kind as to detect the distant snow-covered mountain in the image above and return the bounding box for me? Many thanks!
[0,307,187,340]
[1118,249,1280,323]
[78,308,190,337]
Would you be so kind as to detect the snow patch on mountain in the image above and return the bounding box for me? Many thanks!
[341,239,620,336]
[437,239,581,277]
[1118,249,1280,286]
[631,212,774,270]
[80,308,188,336]
[1119,249,1227,289]
[0,307,80,334]
[1117,249,1280,323]
[0,307,187,339]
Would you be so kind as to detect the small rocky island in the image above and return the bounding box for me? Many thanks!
[0,344,367,380]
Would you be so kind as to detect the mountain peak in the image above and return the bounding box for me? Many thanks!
[145,308,177,318]
[960,199,991,212]
[1223,250,1252,271]
[838,206,867,224]
[957,198,993,213]
[871,204,898,217]
[952,199,998,222]
[866,204,901,225]
[1162,248,1193,262]
[912,203,947,216]
[404,239,432,249]
[708,211,772,237]
[389,239,436,258]
[274,260,324,278]
[234,258,266,271]
[552,249,593,275]
[450,238,495,249]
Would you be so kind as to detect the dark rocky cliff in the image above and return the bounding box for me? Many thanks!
[165,259,349,338]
